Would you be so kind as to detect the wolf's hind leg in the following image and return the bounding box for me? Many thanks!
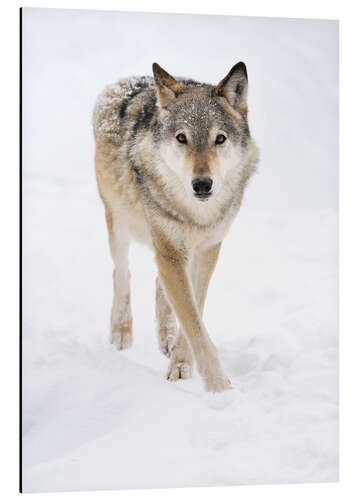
[156,278,177,357]
[106,208,132,350]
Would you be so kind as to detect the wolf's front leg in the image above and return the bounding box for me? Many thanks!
[106,209,133,350]
[154,238,230,393]
[155,277,177,357]
[166,244,224,385]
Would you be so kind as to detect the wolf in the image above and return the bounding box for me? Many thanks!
[93,62,258,392]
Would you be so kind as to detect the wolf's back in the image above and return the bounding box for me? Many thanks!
[92,76,155,143]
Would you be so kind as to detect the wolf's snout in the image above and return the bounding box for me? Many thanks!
[192,177,213,198]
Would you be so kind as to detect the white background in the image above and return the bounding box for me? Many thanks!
[0,0,356,499]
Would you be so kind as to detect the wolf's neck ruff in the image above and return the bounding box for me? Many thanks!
[129,148,257,231]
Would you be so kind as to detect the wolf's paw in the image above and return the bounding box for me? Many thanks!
[166,344,193,381]
[159,333,175,358]
[110,328,133,351]
[165,336,194,382]
[166,360,193,381]
[204,374,232,393]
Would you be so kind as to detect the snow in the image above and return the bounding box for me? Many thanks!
[21,8,338,493]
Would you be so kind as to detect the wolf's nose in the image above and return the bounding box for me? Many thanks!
[192,177,213,196]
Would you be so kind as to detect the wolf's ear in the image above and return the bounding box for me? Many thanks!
[214,62,248,116]
[152,63,184,107]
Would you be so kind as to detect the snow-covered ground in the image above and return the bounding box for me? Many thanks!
[21,8,338,493]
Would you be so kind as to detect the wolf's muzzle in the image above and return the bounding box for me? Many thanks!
[192,177,213,199]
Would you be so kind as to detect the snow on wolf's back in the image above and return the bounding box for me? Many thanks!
[93,76,156,139]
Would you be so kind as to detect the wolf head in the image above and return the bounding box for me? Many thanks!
[152,62,253,203]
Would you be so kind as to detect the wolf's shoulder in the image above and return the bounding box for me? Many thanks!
[95,76,155,113]
[92,76,155,138]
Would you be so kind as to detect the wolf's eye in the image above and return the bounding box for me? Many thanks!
[176,133,187,144]
[215,134,227,145]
